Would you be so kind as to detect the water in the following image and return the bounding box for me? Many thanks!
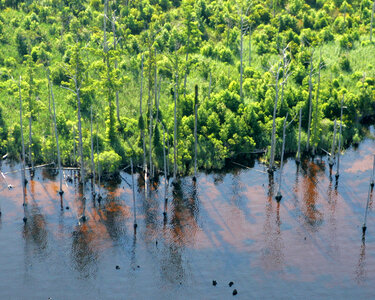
[0,130,374,299]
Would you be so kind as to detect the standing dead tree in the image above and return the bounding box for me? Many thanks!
[306,49,315,153]
[47,69,63,195]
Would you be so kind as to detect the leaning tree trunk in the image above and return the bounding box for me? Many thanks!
[28,105,34,175]
[329,119,337,167]
[306,52,314,152]
[47,70,63,195]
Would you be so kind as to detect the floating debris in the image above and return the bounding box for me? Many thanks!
[232,289,238,296]
[229,281,234,287]
[212,280,217,286]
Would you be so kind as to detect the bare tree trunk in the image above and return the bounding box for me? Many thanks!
[18,77,27,207]
[329,119,337,167]
[313,62,321,155]
[173,72,178,180]
[111,9,120,124]
[371,155,375,187]
[140,54,146,174]
[336,96,344,178]
[96,122,101,199]
[306,51,314,152]
[276,113,288,201]
[297,108,302,163]
[28,110,34,175]
[47,70,63,195]
[131,158,137,228]
[73,126,76,166]
[162,125,167,202]
[194,85,198,179]
[240,12,243,101]
[90,106,96,197]
[269,62,281,172]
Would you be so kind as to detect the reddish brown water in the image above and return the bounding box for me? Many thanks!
[0,129,374,299]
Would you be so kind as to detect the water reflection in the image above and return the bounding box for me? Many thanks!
[301,159,323,229]
[71,224,99,278]
[262,173,284,271]
[355,240,366,284]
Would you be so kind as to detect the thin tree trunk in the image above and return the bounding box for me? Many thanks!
[131,158,137,228]
[47,70,63,194]
[371,155,375,186]
[306,52,314,152]
[173,72,178,180]
[18,77,27,206]
[329,119,337,167]
[313,62,321,154]
[269,63,281,172]
[162,125,167,202]
[297,108,302,163]
[90,106,96,196]
[240,13,243,101]
[96,122,101,199]
[112,9,120,124]
[336,96,344,178]
[140,54,146,174]
[194,85,198,179]
[73,126,76,166]
[276,113,288,200]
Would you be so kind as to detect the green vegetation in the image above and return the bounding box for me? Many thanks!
[0,0,374,177]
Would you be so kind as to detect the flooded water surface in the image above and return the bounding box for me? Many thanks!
[0,130,375,299]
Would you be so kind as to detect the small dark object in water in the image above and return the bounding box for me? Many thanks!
[0,211,2,216]
[98,195,102,204]
[335,173,339,179]
[8,184,13,190]
[362,225,367,235]
[116,265,120,270]
[371,182,374,188]
[22,203,27,207]
[232,289,238,296]
[156,240,158,246]
[23,217,27,223]
[229,281,234,287]
[67,175,73,183]
[24,179,28,185]
[66,206,69,210]
[192,176,196,182]
[304,237,306,240]
[275,194,282,202]
[58,190,64,195]
[212,280,217,286]
[163,212,167,217]
[137,265,140,268]
[134,223,138,229]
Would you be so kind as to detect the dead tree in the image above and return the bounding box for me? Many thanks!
[312,54,323,155]
[194,85,198,180]
[329,119,337,167]
[335,95,345,179]
[296,108,302,164]
[269,61,282,173]
[90,107,96,197]
[140,54,147,174]
[306,49,315,152]
[276,112,297,201]
[47,69,63,195]
[16,76,27,206]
